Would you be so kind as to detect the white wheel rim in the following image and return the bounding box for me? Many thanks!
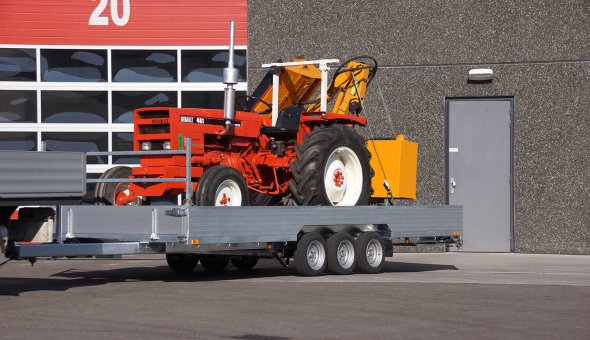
[324,146,363,206]
[307,240,326,270]
[366,239,383,267]
[214,179,242,206]
[337,239,355,269]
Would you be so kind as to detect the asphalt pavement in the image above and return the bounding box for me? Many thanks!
[1,253,589,339]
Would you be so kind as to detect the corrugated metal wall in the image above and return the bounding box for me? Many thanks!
[0,0,247,46]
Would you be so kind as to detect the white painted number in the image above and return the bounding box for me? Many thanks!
[89,0,109,26]
[111,0,131,26]
[89,0,130,26]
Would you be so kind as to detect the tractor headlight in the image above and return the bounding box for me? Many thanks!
[141,141,152,151]
[163,140,171,150]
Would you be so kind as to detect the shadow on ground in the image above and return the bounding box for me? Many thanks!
[0,259,458,296]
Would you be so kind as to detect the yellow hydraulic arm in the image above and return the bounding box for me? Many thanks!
[250,57,377,117]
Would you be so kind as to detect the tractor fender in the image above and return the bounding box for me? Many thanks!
[297,112,367,142]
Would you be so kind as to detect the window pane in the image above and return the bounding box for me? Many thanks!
[112,132,139,164]
[0,90,37,122]
[41,91,107,123]
[112,50,177,82]
[181,91,246,110]
[112,91,177,123]
[41,49,107,82]
[0,48,36,81]
[42,132,107,164]
[182,50,247,82]
[0,132,36,151]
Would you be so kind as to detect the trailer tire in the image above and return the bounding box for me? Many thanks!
[166,253,199,273]
[95,166,141,206]
[355,232,385,274]
[289,125,371,206]
[231,256,259,271]
[200,256,230,273]
[294,232,327,276]
[327,232,356,275]
[194,166,249,206]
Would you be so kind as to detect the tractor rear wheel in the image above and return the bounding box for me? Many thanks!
[194,166,249,206]
[95,166,142,205]
[289,125,371,206]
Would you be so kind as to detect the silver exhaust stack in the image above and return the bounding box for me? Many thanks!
[222,21,239,132]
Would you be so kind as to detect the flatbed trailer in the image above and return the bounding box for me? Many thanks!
[1,150,462,276]
[7,204,461,276]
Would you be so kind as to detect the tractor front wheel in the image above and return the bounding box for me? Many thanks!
[194,166,249,206]
[289,125,371,206]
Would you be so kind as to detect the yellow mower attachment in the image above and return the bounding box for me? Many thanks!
[366,134,418,200]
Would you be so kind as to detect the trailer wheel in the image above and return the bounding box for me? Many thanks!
[95,166,142,206]
[194,166,249,206]
[355,232,385,274]
[231,256,259,271]
[290,125,371,206]
[327,232,356,275]
[294,232,327,276]
[166,253,199,273]
[200,256,230,273]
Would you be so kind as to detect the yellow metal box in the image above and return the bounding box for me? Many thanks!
[366,135,418,200]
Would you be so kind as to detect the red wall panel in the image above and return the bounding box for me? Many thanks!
[0,0,247,46]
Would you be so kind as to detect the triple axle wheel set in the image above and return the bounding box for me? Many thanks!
[165,230,386,276]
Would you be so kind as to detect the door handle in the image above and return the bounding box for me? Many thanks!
[450,178,456,194]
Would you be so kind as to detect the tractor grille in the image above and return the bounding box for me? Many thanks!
[137,110,170,119]
[139,124,170,134]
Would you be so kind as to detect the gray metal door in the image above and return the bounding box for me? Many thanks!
[447,98,512,252]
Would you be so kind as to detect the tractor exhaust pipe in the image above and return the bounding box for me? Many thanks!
[222,21,239,135]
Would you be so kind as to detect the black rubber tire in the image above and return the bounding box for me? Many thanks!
[200,256,230,273]
[231,256,259,271]
[166,253,199,273]
[194,166,249,206]
[64,237,79,258]
[327,232,356,275]
[294,232,328,276]
[248,190,281,206]
[0,206,17,225]
[95,166,140,205]
[289,124,372,206]
[94,166,119,204]
[355,232,385,274]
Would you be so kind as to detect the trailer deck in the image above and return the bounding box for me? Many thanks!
[13,204,461,258]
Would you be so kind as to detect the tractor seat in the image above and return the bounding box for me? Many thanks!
[260,106,304,139]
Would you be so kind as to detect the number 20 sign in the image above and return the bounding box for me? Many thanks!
[89,0,131,26]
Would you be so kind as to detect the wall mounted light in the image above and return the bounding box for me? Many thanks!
[468,68,494,81]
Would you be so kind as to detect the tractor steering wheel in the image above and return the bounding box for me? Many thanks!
[236,95,272,115]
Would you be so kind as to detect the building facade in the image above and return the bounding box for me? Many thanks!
[248,0,589,254]
[0,0,247,178]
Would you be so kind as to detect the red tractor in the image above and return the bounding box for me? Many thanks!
[94,24,381,208]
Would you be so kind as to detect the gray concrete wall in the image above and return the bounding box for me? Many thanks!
[247,0,589,254]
